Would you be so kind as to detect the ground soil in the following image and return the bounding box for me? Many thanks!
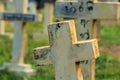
[100,46,120,60]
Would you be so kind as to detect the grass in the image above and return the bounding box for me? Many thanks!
[99,26,120,47]
[0,21,120,80]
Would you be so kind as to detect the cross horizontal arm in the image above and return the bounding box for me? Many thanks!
[55,2,120,20]
[33,46,52,66]
[93,2,120,19]
[0,13,41,22]
[71,39,99,61]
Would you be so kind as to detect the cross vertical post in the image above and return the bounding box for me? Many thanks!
[43,2,54,36]
[11,0,28,64]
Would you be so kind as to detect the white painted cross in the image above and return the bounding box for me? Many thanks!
[2,0,40,74]
[33,20,99,80]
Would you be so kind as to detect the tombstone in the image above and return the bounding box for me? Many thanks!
[33,20,100,80]
[1,0,41,74]
[54,0,120,79]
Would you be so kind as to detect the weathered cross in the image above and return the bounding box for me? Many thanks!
[2,0,41,73]
[54,0,120,79]
[55,0,120,40]
[33,20,99,80]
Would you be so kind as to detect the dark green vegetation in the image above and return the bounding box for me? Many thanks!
[0,21,120,80]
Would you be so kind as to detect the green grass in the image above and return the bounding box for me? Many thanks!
[99,26,120,47]
[0,22,120,80]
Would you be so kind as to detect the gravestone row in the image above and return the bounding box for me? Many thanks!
[33,0,120,80]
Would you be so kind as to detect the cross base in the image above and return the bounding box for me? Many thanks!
[1,63,35,77]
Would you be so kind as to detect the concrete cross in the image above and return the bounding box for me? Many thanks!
[55,0,120,40]
[33,20,99,80]
[54,0,120,79]
[2,0,41,74]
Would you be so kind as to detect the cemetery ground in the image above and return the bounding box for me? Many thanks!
[0,21,120,80]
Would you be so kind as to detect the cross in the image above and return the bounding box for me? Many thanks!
[2,0,41,74]
[33,20,99,80]
[55,0,120,40]
[54,0,120,79]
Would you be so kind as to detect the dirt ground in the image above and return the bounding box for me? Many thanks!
[100,46,120,60]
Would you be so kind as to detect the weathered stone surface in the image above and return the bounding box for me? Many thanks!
[33,20,99,80]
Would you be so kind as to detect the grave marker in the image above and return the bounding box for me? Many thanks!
[33,20,99,80]
[55,0,120,39]
[54,0,120,79]
[2,0,40,74]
